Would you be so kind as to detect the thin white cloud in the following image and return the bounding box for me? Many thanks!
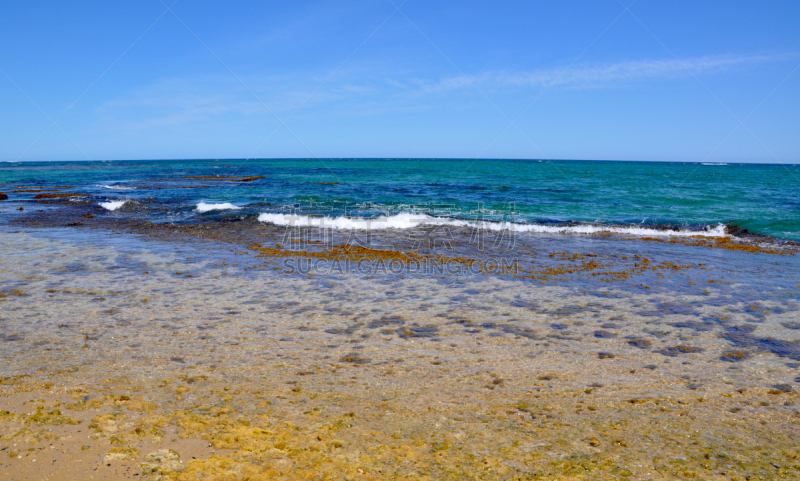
[92,53,793,130]
[424,54,791,92]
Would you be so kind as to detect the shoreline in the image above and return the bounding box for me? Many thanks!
[6,198,799,256]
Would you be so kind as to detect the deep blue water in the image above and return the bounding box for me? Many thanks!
[1,158,799,240]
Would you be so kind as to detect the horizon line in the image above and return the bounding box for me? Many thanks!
[2,157,798,166]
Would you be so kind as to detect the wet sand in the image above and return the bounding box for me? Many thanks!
[1,220,800,480]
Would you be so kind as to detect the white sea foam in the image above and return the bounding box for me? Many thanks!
[257,212,728,238]
[702,163,728,166]
[99,200,127,211]
[257,212,434,230]
[97,184,135,190]
[196,202,241,213]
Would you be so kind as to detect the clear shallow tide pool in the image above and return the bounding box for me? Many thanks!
[1,224,799,379]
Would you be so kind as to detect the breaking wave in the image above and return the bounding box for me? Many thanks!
[257,212,728,238]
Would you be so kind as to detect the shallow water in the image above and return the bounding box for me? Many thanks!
[1,224,798,381]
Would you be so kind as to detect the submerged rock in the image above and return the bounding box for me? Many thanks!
[141,449,183,478]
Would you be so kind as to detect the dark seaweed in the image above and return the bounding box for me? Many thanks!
[658,345,704,357]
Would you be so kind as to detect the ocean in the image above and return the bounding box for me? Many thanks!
[1,158,799,240]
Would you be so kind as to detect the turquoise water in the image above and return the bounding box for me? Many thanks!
[1,159,799,240]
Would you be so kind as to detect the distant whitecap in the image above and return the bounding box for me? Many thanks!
[99,200,127,211]
[196,202,241,213]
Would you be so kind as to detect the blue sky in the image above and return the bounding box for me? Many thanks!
[1,1,798,162]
